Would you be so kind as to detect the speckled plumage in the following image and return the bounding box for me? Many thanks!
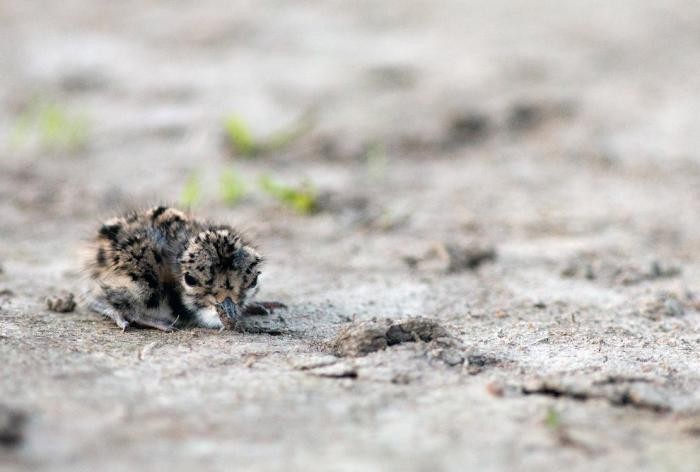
[84,206,279,331]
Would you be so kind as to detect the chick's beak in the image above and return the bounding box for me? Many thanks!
[218,297,240,320]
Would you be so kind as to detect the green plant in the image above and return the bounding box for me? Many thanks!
[222,113,313,157]
[180,172,203,207]
[223,116,257,157]
[544,407,561,429]
[11,100,88,153]
[259,175,317,215]
[219,168,246,206]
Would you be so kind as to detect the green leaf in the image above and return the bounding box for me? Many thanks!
[259,175,317,215]
[222,112,314,157]
[544,407,561,429]
[223,115,257,157]
[11,99,89,153]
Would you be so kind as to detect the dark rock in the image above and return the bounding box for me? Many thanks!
[447,111,491,145]
[434,242,497,273]
[46,292,76,313]
[0,405,26,448]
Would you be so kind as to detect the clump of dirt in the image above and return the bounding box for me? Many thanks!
[445,110,491,147]
[405,242,496,273]
[330,317,452,357]
[330,321,389,357]
[386,318,449,344]
[635,291,685,320]
[561,254,681,285]
[437,243,496,272]
[0,405,26,448]
[465,353,501,374]
[46,292,76,313]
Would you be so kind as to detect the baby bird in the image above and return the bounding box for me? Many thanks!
[84,206,283,331]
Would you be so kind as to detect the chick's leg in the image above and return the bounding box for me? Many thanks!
[130,316,177,332]
[89,287,176,332]
[87,297,131,331]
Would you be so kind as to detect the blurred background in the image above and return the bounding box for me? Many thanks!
[2,1,700,471]
[2,1,698,230]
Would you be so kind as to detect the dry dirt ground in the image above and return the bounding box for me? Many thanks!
[2,1,700,471]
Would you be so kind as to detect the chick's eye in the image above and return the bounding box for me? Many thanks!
[250,273,259,288]
[184,274,199,286]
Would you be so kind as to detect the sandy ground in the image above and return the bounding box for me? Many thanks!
[2,1,700,470]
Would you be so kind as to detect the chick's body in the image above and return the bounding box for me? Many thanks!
[85,206,265,331]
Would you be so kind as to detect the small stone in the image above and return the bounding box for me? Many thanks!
[447,111,491,145]
[507,103,545,132]
[0,405,26,447]
[402,256,420,270]
[466,353,500,374]
[433,242,497,273]
[46,292,76,313]
[438,348,465,366]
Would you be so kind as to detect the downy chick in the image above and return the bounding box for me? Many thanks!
[84,206,283,331]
